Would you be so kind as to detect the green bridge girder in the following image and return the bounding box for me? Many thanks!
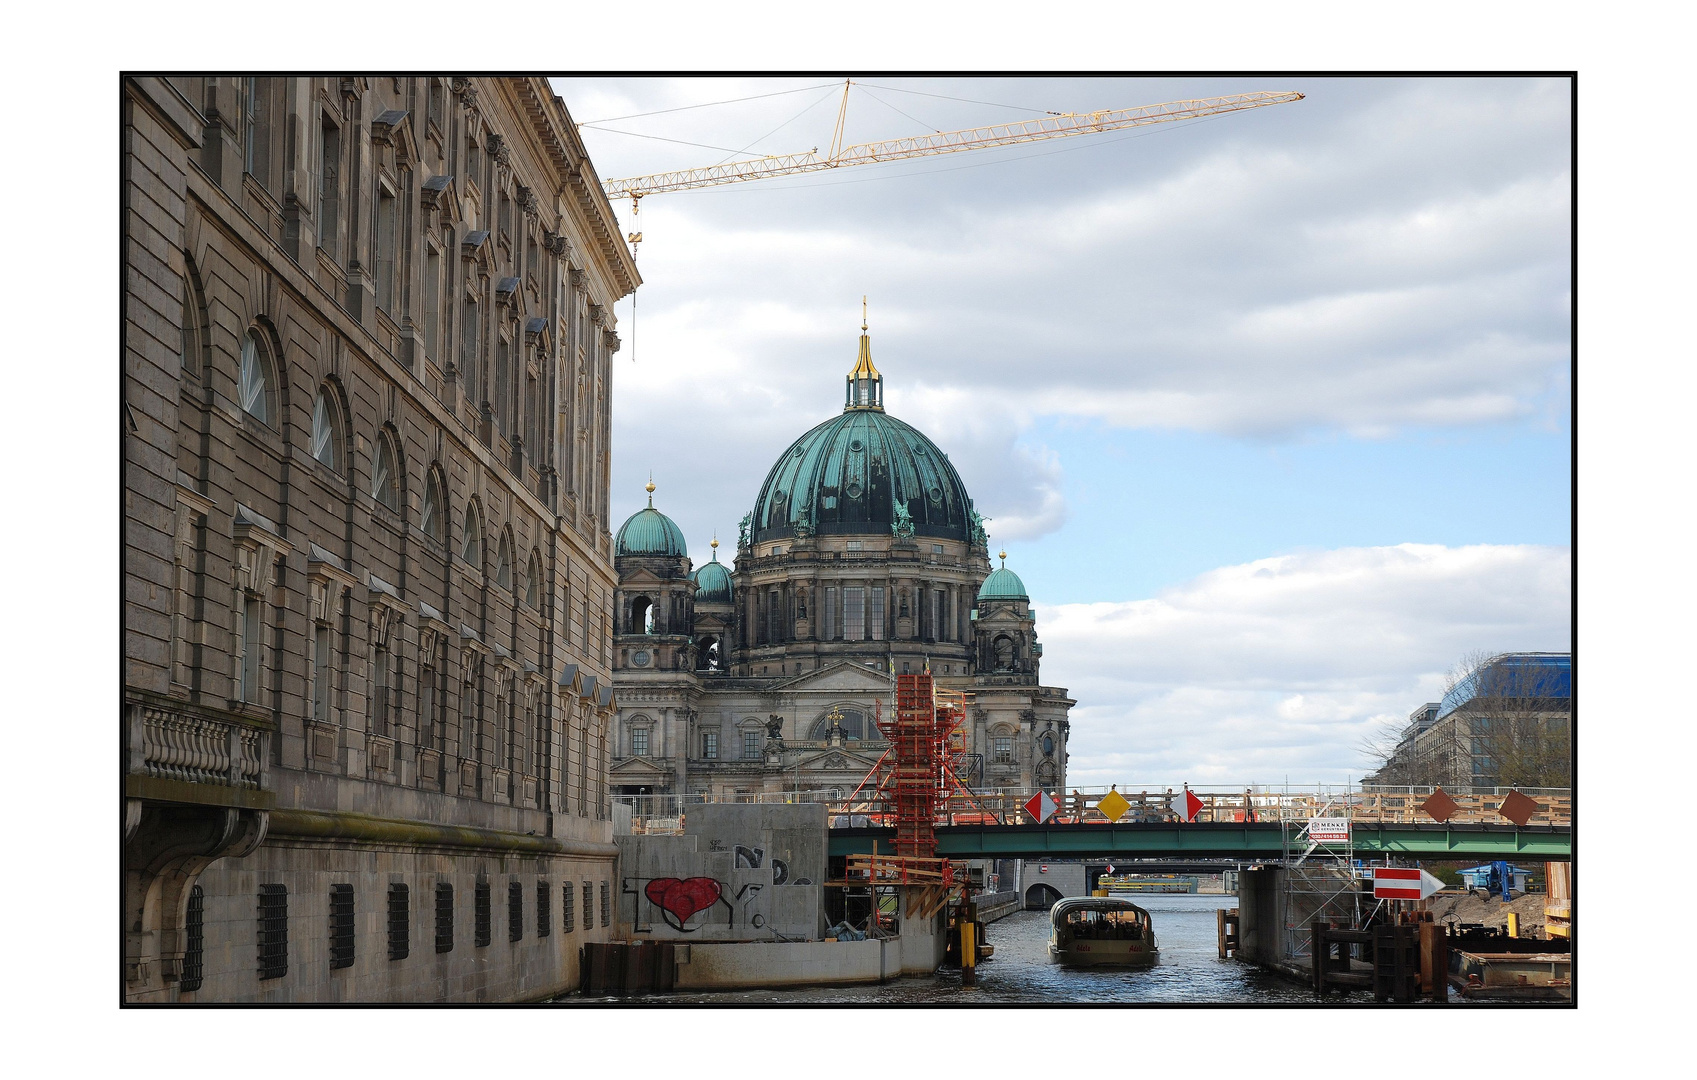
[828,822,1572,861]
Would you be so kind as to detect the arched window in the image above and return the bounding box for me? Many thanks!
[809,708,870,741]
[1041,733,1055,757]
[421,467,446,544]
[239,330,273,424]
[310,388,341,472]
[496,530,513,589]
[993,634,1015,670]
[630,596,652,635]
[179,261,207,375]
[372,433,401,514]
[461,502,483,567]
[525,551,540,608]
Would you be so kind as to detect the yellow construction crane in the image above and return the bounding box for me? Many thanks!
[599,83,1304,211]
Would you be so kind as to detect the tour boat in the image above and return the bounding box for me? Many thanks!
[1048,897,1160,967]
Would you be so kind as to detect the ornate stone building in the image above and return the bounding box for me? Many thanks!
[610,324,1074,803]
[123,76,636,1002]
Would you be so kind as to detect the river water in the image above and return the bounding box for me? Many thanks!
[570,893,1330,1004]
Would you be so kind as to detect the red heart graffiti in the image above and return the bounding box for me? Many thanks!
[645,877,722,926]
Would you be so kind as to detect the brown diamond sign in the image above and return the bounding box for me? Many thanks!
[1497,789,1538,827]
[1420,788,1458,823]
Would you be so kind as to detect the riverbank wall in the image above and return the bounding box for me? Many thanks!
[979,890,1022,923]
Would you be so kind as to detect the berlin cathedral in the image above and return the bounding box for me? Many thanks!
[609,321,1074,801]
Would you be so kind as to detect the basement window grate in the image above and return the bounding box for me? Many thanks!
[329,884,355,969]
[561,881,574,933]
[474,882,491,947]
[600,881,610,928]
[387,883,409,961]
[508,880,524,942]
[181,885,205,993]
[258,884,288,980]
[537,880,551,937]
[435,883,454,953]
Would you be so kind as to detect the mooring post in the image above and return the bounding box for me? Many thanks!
[1311,917,1327,996]
[960,901,978,987]
[1218,908,1229,959]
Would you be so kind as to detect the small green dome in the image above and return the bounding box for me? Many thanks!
[692,559,733,603]
[977,566,1028,601]
[616,507,688,557]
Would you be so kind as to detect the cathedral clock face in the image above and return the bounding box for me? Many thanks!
[632,650,650,667]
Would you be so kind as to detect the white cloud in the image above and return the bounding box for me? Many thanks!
[565,77,1571,545]
[1035,543,1572,785]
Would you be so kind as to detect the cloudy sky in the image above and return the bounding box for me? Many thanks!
[549,76,1573,785]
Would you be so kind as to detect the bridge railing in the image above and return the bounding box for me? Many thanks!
[617,784,1571,834]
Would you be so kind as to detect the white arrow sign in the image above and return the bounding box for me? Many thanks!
[1372,867,1446,900]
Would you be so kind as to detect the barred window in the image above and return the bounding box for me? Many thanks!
[434,883,454,953]
[474,882,492,947]
[582,881,593,930]
[537,881,551,937]
[181,885,205,993]
[823,586,836,640]
[600,881,610,928]
[631,728,648,757]
[743,730,761,760]
[387,883,409,961]
[257,884,288,980]
[702,730,718,760]
[329,884,355,970]
[869,587,885,641]
[562,882,575,933]
[508,880,524,942]
[994,736,1013,763]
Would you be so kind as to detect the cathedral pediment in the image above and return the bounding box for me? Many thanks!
[610,756,671,781]
[798,747,880,772]
[769,661,895,693]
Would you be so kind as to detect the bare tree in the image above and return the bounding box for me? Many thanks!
[1364,650,1572,790]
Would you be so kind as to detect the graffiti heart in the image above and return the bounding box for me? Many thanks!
[644,877,723,929]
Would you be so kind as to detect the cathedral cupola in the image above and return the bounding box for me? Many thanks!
[844,299,883,412]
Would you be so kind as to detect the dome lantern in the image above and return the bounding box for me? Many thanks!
[845,298,883,412]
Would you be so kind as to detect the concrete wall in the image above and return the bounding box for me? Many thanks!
[977,890,1022,924]
[674,939,888,989]
[1020,860,1086,907]
[615,803,826,941]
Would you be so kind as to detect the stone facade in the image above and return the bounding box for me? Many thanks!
[608,330,1074,802]
[123,76,636,1002]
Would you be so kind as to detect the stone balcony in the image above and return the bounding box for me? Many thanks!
[124,694,274,810]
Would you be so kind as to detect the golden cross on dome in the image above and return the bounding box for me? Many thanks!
[645,473,655,507]
[999,550,1007,567]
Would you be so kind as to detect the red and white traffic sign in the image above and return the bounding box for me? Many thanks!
[1170,788,1203,822]
[1024,790,1058,824]
[1372,867,1445,900]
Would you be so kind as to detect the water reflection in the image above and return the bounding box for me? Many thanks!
[567,894,1331,1004]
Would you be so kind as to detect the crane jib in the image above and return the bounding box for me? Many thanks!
[600,91,1304,201]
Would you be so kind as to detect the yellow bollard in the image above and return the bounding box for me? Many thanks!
[1506,912,1519,939]
[961,920,977,987]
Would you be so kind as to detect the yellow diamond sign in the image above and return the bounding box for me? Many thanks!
[1096,789,1131,823]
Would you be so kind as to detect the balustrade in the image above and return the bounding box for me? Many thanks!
[133,704,270,790]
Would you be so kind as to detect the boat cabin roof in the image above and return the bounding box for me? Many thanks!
[1051,897,1151,925]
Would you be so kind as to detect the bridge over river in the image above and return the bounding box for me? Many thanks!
[827,820,1571,861]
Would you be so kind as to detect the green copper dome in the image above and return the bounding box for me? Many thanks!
[616,506,688,557]
[977,566,1028,601]
[750,410,977,544]
[692,558,733,603]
